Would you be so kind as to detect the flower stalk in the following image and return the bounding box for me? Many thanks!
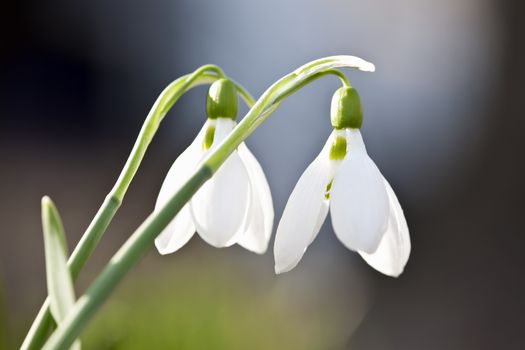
[22,65,254,350]
[38,56,374,350]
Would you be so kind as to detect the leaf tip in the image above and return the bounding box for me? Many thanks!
[41,195,53,208]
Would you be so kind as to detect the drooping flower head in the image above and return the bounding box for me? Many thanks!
[274,85,410,276]
[155,79,274,254]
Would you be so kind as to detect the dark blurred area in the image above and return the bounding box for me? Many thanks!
[1,0,524,349]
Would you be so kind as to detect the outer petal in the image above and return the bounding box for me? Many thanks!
[154,124,208,254]
[274,132,340,274]
[330,129,389,254]
[190,118,252,247]
[359,178,411,277]
[235,143,274,254]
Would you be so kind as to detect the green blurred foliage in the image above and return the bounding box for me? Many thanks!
[8,248,359,349]
[0,281,7,350]
[80,256,332,350]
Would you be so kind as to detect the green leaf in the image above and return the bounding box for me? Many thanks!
[41,196,81,350]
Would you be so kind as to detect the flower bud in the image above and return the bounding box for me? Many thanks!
[330,86,362,129]
[206,79,238,120]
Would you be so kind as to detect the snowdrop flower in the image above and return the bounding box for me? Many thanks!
[274,86,410,276]
[155,79,274,254]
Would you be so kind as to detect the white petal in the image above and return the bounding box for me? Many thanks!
[190,118,251,247]
[330,129,389,254]
[154,123,209,254]
[154,208,195,255]
[234,143,274,254]
[359,178,410,277]
[310,200,329,245]
[210,117,235,144]
[274,132,340,274]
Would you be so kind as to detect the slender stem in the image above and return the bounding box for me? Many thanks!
[43,167,213,350]
[21,65,256,350]
[232,79,256,107]
[111,65,222,200]
[42,55,374,350]
[274,69,350,105]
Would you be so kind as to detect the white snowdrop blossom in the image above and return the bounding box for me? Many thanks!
[154,117,274,254]
[274,128,410,276]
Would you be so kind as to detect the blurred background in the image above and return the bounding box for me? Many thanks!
[1,0,524,349]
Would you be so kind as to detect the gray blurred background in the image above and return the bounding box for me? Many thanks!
[1,0,524,349]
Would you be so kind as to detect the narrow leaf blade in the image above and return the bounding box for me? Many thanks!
[41,196,81,349]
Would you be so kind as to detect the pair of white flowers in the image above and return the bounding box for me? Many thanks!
[154,82,410,277]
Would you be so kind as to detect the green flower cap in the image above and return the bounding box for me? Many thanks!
[206,78,238,120]
[330,86,362,129]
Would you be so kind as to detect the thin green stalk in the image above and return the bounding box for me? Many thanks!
[274,69,350,105]
[21,65,254,350]
[42,56,374,350]
[232,79,256,107]
[43,167,213,350]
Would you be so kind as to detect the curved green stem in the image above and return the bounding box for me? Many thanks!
[41,55,374,350]
[21,64,254,350]
[232,79,256,107]
[204,56,373,172]
[274,69,350,105]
